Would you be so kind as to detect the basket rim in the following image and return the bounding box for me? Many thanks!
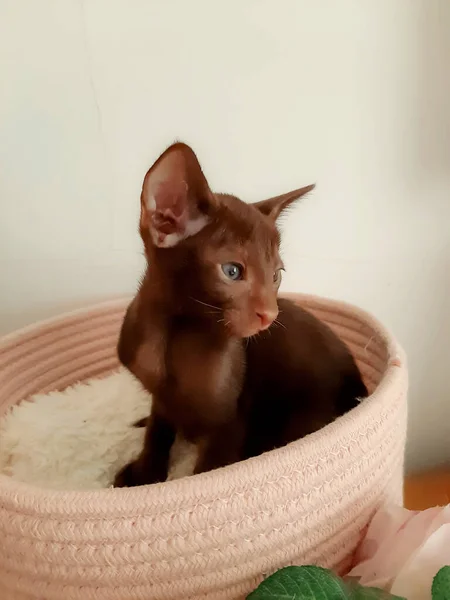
[0,293,407,516]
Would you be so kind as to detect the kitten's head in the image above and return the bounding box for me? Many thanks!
[140,143,314,338]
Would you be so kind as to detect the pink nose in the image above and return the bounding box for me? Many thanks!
[256,310,277,330]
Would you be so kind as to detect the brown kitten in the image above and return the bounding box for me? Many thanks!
[114,143,367,487]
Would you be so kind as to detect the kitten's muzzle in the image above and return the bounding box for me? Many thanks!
[256,309,277,331]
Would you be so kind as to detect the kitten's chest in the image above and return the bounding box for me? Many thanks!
[128,314,246,434]
[162,328,245,434]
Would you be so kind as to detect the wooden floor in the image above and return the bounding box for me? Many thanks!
[404,467,450,510]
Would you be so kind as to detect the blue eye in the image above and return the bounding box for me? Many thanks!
[221,262,243,280]
[273,268,283,284]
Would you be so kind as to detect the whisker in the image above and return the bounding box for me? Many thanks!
[274,319,287,330]
[189,297,222,312]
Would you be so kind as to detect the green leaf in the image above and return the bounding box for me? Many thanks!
[247,566,348,599]
[247,566,405,600]
[347,581,405,600]
[432,566,450,600]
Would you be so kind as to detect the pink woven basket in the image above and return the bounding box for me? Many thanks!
[0,293,407,600]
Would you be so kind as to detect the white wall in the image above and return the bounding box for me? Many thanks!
[1,1,449,472]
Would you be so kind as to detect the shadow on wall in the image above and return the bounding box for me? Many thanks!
[408,263,450,472]
[405,0,450,472]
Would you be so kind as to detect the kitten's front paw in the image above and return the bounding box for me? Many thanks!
[114,462,138,488]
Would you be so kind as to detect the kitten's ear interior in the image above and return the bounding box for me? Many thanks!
[140,142,215,248]
[254,184,315,221]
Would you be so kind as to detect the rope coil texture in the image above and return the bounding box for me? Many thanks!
[0,293,408,600]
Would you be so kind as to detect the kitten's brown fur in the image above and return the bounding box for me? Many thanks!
[114,143,367,487]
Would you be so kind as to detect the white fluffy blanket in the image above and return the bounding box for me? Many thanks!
[0,370,197,489]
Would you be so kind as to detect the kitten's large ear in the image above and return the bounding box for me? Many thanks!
[254,184,315,221]
[140,142,215,248]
